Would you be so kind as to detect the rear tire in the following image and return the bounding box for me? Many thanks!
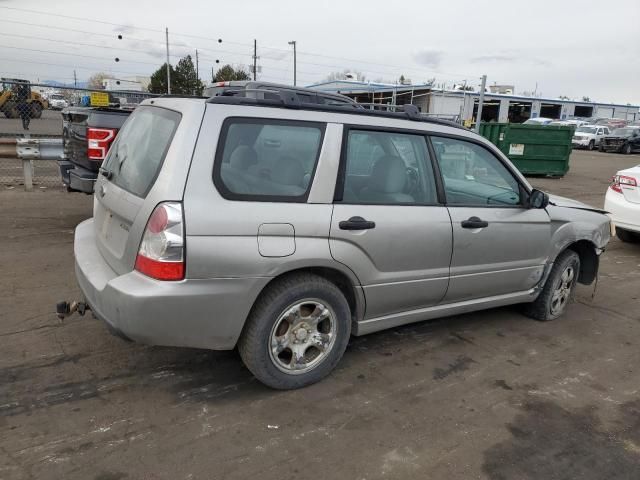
[30,102,43,119]
[588,140,595,151]
[523,250,580,321]
[617,228,640,243]
[238,273,351,389]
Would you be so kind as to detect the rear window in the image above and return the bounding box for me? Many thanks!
[213,118,325,202]
[102,106,180,198]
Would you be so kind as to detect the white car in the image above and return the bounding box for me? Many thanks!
[604,165,640,243]
[523,117,554,125]
[572,125,611,150]
[48,94,68,110]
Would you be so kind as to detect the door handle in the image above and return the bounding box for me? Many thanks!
[461,216,489,229]
[339,216,376,230]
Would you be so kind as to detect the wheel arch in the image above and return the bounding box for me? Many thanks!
[562,239,599,285]
[249,265,364,325]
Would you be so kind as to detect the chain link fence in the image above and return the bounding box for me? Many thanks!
[1,80,157,190]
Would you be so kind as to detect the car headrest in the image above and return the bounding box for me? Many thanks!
[229,145,257,171]
[369,155,406,193]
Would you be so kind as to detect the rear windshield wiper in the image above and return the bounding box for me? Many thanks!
[99,167,113,179]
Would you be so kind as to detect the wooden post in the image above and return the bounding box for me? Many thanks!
[23,159,33,191]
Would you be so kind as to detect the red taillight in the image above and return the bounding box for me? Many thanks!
[135,202,185,281]
[610,174,638,194]
[87,127,117,161]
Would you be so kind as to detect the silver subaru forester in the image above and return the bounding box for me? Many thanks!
[72,90,611,389]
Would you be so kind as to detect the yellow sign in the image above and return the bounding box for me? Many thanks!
[90,91,109,107]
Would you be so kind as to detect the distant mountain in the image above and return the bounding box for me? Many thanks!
[42,79,89,89]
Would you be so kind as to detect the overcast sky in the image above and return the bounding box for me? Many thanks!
[1,0,638,104]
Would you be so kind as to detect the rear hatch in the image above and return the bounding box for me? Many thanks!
[92,102,197,275]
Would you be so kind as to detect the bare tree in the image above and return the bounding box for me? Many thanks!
[87,72,114,90]
[324,70,366,82]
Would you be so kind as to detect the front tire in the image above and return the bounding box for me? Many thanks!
[622,143,632,155]
[523,250,580,321]
[617,228,640,243]
[238,273,351,389]
[588,140,595,151]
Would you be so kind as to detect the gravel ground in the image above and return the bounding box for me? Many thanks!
[1,149,639,480]
[0,109,63,136]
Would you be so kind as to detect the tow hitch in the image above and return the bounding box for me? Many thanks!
[56,301,90,321]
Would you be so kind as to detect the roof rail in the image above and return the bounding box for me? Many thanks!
[207,89,467,130]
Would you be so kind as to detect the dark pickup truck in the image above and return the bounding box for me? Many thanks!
[599,126,640,155]
[59,106,132,193]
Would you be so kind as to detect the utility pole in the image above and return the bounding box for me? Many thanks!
[253,39,257,81]
[73,70,77,88]
[212,66,215,83]
[288,40,297,86]
[165,27,171,94]
[475,74,487,132]
[195,49,199,80]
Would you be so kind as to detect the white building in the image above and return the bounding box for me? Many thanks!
[102,76,150,92]
[308,80,639,123]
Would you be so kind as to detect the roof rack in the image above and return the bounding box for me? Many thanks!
[206,89,467,130]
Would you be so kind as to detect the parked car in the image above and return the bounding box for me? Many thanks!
[523,117,554,125]
[59,106,132,193]
[572,125,611,150]
[604,165,640,242]
[48,93,69,110]
[599,126,640,154]
[68,90,612,389]
[592,118,629,130]
[549,119,588,128]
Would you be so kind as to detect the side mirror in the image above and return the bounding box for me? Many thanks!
[528,189,549,209]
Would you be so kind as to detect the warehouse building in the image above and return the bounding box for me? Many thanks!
[308,80,639,123]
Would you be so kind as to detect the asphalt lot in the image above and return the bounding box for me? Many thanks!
[0,109,62,136]
[1,150,639,480]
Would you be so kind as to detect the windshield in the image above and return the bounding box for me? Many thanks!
[577,127,597,134]
[612,128,636,136]
[50,94,64,100]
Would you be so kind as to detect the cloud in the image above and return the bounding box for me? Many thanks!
[413,50,443,69]
[470,54,516,63]
[470,53,552,67]
[261,50,290,61]
[114,25,137,35]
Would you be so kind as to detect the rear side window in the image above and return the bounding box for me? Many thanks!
[338,129,438,205]
[103,106,180,198]
[214,118,325,201]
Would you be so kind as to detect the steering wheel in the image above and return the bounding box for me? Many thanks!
[405,167,420,195]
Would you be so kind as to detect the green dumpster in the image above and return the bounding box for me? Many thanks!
[479,122,573,177]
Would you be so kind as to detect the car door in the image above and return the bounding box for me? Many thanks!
[596,127,606,145]
[329,127,452,320]
[631,130,640,152]
[430,135,551,303]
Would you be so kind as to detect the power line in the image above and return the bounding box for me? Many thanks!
[0,44,162,66]
[0,4,478,81]
[0,57,151,77]
[0,5,164,33]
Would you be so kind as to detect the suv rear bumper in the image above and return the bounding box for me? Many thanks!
[74,219,269,350]
[58,161,97,193]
